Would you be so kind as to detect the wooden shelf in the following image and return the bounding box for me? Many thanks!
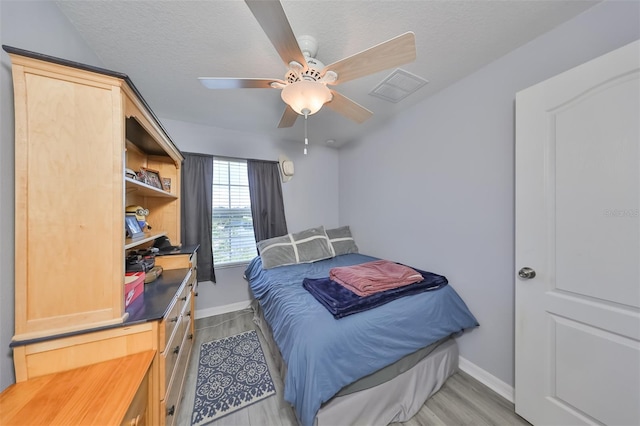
[125,177,177,199]
[125,231,167,250]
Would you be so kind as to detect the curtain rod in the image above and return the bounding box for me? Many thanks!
[182,151,278,164]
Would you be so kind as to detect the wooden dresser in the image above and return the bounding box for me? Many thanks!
[2,45,198,425]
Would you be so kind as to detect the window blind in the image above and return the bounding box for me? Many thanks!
[212,159,258,265]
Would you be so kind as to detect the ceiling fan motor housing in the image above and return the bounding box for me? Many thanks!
[286,56,325,83]
[282,35,326,83]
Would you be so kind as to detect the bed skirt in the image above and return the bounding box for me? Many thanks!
[250,299,459,425]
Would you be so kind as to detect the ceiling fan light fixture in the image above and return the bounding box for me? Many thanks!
[281,80,332,115]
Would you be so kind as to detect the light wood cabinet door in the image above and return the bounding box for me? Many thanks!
[10,54,127,340]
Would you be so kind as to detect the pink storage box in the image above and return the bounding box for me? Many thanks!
[124,271,145,308]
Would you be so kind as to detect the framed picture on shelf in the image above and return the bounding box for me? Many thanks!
[137,169,149,184]
[125,214,144,239]
[162,177,171,192]
[140,167,162,189]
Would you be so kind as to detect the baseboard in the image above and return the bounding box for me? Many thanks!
[195,300,252,319]
[458,356,514,403]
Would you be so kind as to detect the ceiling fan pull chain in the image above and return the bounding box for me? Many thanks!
[304,109,309,155]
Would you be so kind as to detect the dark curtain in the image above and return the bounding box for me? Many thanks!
[181,153,215,282]
[247,160,288,243]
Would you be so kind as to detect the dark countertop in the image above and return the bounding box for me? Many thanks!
[11,245,199,348]
[125,244,200,323]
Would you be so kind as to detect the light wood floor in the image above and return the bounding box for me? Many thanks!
[176,310,531,426]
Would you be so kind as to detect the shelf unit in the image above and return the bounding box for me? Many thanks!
[5,46,184,340]
[4,45,195,426]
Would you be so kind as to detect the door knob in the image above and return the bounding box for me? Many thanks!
[518,267,536,279]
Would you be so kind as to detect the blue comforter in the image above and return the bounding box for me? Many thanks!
[245,253,479,426]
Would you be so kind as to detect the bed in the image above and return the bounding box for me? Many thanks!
[245,241,479,426]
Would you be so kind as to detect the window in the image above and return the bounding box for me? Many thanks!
[212,158,258,266]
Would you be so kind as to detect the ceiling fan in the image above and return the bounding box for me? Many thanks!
[198,0,417,128]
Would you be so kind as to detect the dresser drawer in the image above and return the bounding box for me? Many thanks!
[161,314,188,398]
[160,302,180,353]
[159,272,191,351]
[163,318,194,426]
[187,267,197,294]
[155,254,192,270]
[188,271,197,336]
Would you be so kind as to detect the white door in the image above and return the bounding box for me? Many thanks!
[515,40,640,426]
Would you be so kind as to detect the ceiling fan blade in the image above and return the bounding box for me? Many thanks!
[278,105,299,128]
[323,32,416,85]
[325,90,373,124]
[198,77,285,89]
[245,0,307,69]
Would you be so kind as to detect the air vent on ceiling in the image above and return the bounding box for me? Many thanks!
[369,68,428,103]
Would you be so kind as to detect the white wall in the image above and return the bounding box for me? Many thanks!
[161,118,340,317]
[339,0,640,388]
[0,1,105,392]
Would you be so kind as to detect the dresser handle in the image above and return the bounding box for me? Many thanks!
[186,310,191,317]
[194,292,199,297]
[167,405,175,416]
[173,345,180,355]
[170,316,178,323]
[180,296,187,301]
[188,333,194,340]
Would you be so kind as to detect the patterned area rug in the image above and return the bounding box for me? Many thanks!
[191,330,276,426]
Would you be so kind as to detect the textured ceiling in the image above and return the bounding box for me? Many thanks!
[55,0,599,148]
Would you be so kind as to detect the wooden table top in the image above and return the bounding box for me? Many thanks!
[0,350,155,425]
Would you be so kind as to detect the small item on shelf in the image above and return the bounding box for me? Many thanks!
[139,167,162,189]
[124,272,145,307]
[126,252,155,273]
[161,177,171,192]
[125,205,150,230]
[144,265,163,284]
[125,168,138,180]
[125,214,144,239]
[153,235,181,253]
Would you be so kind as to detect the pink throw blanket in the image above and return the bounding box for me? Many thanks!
[329,260,424,297]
